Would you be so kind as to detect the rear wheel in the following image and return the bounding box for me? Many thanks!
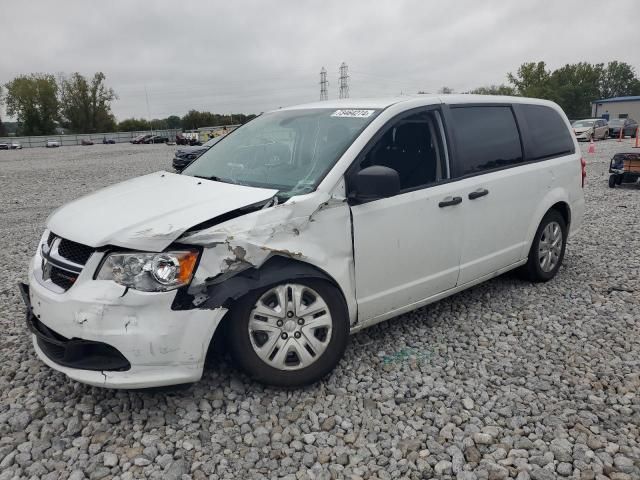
[520,210,567,282]
[227,279,349,386]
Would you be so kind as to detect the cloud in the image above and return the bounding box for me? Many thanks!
[1,0,637,120]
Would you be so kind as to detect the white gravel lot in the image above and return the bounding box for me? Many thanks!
[0,139,638,480]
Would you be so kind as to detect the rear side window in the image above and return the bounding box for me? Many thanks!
[521,104,574,160]
[450,106,523,177]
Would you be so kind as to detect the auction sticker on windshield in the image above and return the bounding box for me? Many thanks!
[331,109,375,118]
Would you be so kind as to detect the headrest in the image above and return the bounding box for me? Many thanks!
[395,123,427,151]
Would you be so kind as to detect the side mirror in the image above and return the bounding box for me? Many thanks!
[348,165,401,202]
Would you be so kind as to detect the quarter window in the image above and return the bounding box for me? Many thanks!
[520,104,575,160]
[450,106,523,177]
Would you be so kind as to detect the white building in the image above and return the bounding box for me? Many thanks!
[591,96,640,121]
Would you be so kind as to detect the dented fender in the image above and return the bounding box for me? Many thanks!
[179,187,358,324]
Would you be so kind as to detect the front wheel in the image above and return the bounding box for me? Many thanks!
[520,210,567,282]
[227,279,349,386]
[609,175,617,188]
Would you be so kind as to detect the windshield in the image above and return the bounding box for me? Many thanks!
[572,120,595,128]
[183,108,380,196]
[608,119,624,125]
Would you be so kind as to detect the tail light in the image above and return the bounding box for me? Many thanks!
[580,157,586,187]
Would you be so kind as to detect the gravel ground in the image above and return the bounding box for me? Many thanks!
[0,140,638,480]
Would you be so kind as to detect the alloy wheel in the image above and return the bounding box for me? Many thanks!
[538,221,563,272]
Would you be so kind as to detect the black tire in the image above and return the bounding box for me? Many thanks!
[616,175,623,185]
[520,209,567,282]
[609,175,617,188]
[227,278,349,386]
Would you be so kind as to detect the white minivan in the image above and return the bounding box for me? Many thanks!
[22,95,585,388]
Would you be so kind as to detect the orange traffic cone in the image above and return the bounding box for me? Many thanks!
[588,138,595,154]
[634,127,640,148]
[617,127,623,142]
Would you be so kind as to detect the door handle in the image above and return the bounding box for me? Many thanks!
[438,196,462,208]
[468,188,489,200]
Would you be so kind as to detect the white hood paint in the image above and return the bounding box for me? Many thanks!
[47,171,277,251]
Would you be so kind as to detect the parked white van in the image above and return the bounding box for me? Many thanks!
[22,95,585,388]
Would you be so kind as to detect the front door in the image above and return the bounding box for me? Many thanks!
[349,108,463,323]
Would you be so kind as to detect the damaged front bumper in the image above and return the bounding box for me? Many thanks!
[22,258,227,388]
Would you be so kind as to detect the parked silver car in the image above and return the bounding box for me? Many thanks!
[572,118,608,141]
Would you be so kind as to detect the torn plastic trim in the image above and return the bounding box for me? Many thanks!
[173,256,344,311]
[175,187,357,324]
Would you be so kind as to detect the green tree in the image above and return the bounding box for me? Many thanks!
[150,118,166,130]
[507,61,553,99]
[181,110,255,129]
[59,72,117,133]
[469,84,516,96]
[599,61,640,99]
[166,115,181,129]
[548,62,604,118]
[182,110,215,129]
[507,60,640,118]
[438,86,454,94]
[117,118,150,131]
[4,73,59,135]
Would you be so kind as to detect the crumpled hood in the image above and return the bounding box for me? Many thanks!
[47,171,277,251]
[573,127,592,134]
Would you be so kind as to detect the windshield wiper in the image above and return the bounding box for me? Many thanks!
[193,174,239,185]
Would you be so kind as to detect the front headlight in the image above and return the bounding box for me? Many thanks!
[97,250,199,292]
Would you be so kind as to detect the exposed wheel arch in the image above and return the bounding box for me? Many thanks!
[205,255,350,361]
[522,194,573,261]
[200,255,349,311]
[549,201,571,230]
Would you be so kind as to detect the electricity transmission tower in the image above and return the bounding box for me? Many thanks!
[320,67,328,101]
[338,62,350,99]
